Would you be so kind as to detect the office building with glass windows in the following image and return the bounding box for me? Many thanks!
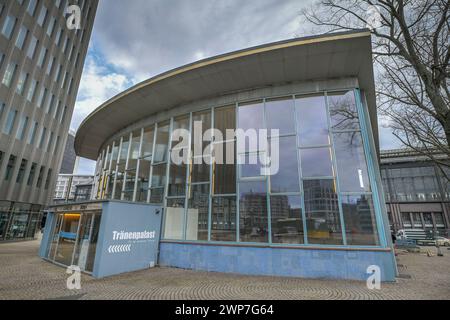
[0,0,98,241]
[66,30,397,281]
[381,149,450,236]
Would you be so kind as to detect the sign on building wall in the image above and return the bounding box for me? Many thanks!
[92,202,162,278]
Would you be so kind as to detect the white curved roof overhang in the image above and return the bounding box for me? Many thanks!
[75,29,377,160]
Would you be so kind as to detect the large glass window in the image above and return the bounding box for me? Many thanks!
[341,195,379,246]
[304,179,342,245]
[300,148,334,178]
[271,195,304,244]
[214,105,235,138]
[238,101,264,132]
[266,97,295,136]
[114,137,130,200]
[164,198,185,240]
[186,184,209,241]
[239,181,268,243]
[270,136,299,193]
[333,132,371,192]
[137,127,154,202]
[168,163,187,197]
[213,141,236,195]
[328,91,359,131]
[296,95,329,147]
[192,110,211,156]
[106,142,119,199]
[123,131,141,201]
[154,122,169,163]
[211,196,236,242]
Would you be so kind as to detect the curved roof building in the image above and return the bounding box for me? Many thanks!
[46,29,397,281]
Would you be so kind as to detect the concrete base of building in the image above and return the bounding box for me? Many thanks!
[159,242,398,282]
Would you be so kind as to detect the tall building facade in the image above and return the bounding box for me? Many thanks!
[0,0,98,241]
[59,130,76,174]
[381,149,450,236]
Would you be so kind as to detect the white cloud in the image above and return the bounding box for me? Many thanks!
[71,56,132,132]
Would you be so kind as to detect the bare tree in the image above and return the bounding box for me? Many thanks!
[301,0,450,175]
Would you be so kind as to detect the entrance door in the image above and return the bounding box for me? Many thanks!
[54,213,81,266]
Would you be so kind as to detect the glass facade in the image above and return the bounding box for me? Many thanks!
[0,201,43,241]
[92,90,382,247]
[46,210,101,273]
[381,155,450,235]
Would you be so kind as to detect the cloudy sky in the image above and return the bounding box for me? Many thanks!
[72,0,400,174]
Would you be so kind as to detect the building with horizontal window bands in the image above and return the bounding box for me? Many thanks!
[381,149,450,236]
[70,30,397,281]
[0,0,98,241]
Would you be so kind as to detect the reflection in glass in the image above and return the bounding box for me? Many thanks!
[151,163,166,188]
[328,91,359,131]
[186,184,209,241]
[47,214,63,259]
[73,213,93,271]
[333,132,371,192]
[296,95,329,146]
[150,188,164,204]
[238,101,264,131]
[304,179,343,245]
[301,148,334,178]
[211,196,236,242]
[136,158,150,202]
[342,195,379,246]
[239,182,268,243]
[114,137,130,200]
[270,137,299,193]
[154,122,169,163]
[85,214,101,273]
[54,213,80,266]
[266,97,295,136]
[141,127,154,158]
[168,164,187,196]
[240,153,264,178]
[164,198,185,240]
[271,195,304,244]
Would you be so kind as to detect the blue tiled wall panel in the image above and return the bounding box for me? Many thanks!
[159,243,397,282]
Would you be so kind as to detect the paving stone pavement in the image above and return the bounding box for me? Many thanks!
[0,240,449,300]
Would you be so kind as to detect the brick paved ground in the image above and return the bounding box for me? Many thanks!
[0,240,449,300]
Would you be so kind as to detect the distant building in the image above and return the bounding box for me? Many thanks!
[53,174,94,204]
[74,183,93,202]
[380,149,450,236]
[59,131,77,174]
